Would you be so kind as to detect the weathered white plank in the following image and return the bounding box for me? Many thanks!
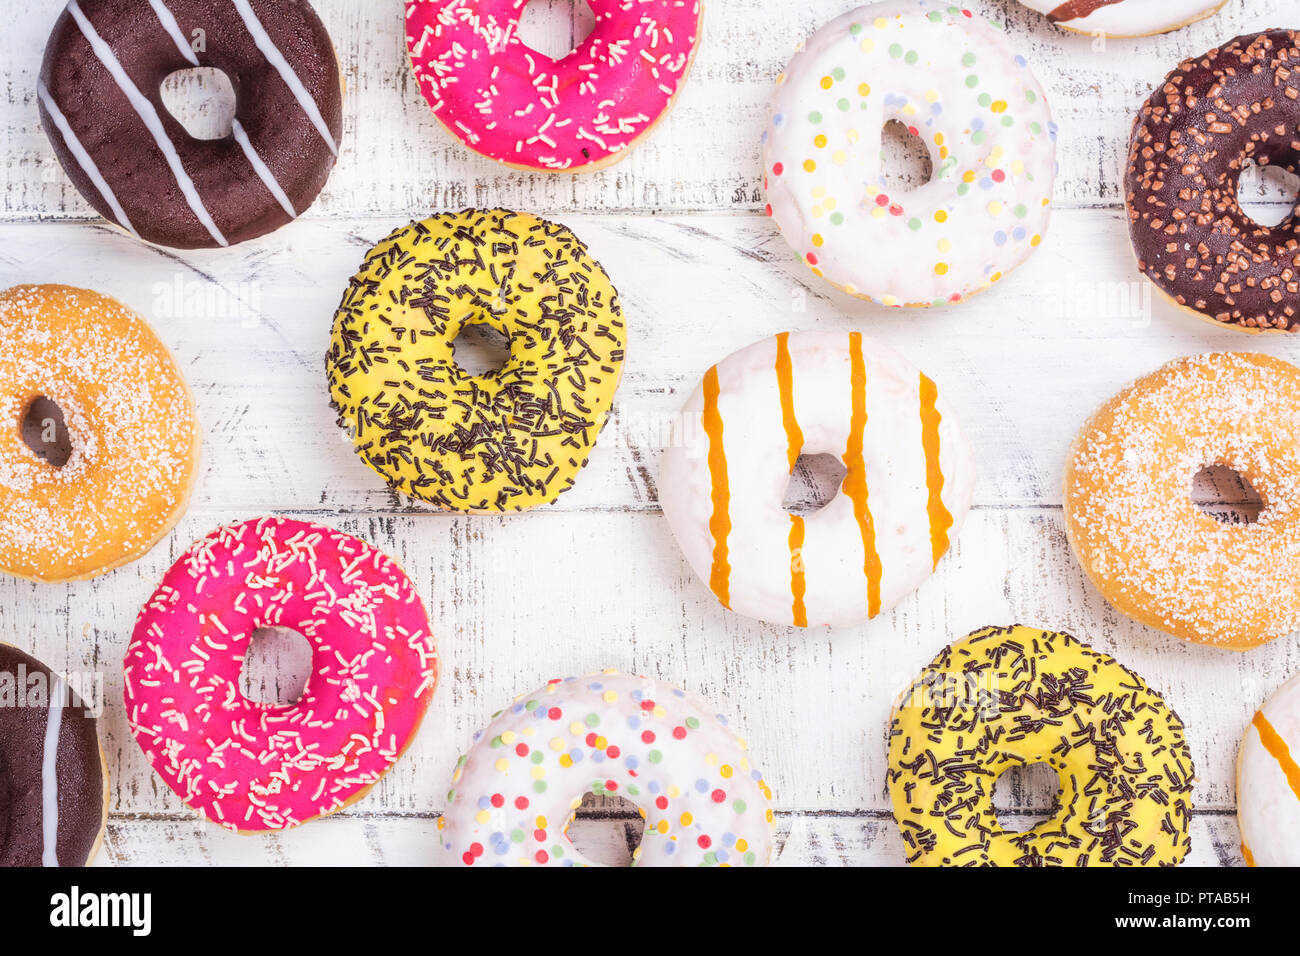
[4,1,1294,219]
[3,509,1293,822]
[91,810,1244,866]
[4,209,1298,518]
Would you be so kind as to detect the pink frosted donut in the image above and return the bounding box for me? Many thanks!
[404,0,704,172]
[123,517,439,832]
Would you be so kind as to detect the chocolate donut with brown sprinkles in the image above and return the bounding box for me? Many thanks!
[1126,30,1300,332]
[38,0,342,249]
[0,644,107,867]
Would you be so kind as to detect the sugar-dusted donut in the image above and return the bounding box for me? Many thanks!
[0,644,108,867]
[440,671,774,866]
[1064,352,1300,649]
[327,209,626,513]
[1126,30,1300,332]
[1016,1,1228,37]
[0,285,200,582]
[889,625,1195,867]
[762,1,1056,307]
[39,0,342,249]
[659,330,974,628]
[123,517,438,832]
[1237,670,1300,866]
[404,0,703,173]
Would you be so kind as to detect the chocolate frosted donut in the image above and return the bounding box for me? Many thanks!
[38,0,342,249]
[0,644,107,867]
[1125,30,1300,332]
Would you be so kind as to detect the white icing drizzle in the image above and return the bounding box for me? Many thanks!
[230,0,338,157]
[149,0,199,66]
[231,118,296,217]
[37,79,140,238]
[65,0,228,246]
[41,675,65,868]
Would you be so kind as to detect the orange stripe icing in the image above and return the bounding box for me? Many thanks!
[919,372,954,569]
[702,365,731,608]
[841,332,882,618]
[788,515,807,627]
[775,332,808,625]
[1253,710,1300,802]
[1242,842,1256,867]
[775,332,804,471]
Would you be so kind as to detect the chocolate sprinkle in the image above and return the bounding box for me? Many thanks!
[326,209,626,512]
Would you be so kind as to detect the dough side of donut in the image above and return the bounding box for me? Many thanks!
[0,284,201,582]
[1063,352,1300,649]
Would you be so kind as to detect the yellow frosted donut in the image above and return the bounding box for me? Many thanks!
[888,625,1194,867]
[1064,352,1300,649]
[326,210,626,512]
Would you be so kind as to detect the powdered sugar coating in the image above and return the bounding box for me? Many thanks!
[404,0,703,172]
[0,284,199,581]
[124,517,439,831]
[1064,352,1300,648]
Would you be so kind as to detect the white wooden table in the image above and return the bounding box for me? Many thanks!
[1,0,1296,866]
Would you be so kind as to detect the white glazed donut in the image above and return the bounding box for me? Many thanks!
[658,331,975,628]
[440,671,775,867]
[1237,670,1300,866]
[762,1,1056,307]
[1016,1,1229,38]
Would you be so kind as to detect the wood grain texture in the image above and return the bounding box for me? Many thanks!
[92,812,1244,866]
[1,0,1297,866]
[4,0,1295,218]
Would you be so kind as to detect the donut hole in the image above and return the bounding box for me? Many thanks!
[566,792,645,866]
[518,0,597,60]
[451,323,512,379]
[992,761,1061,833]
[160,67,237,141]
[1237,160,1300,228]
[783,453,847,516]
[1191,465,1264,525]
[20,396,72,468]
[878,119,934,195]
[239,627,313,707]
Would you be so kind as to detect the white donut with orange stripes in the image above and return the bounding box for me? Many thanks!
[659,331,975,628]
[1237,671,1300,866]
